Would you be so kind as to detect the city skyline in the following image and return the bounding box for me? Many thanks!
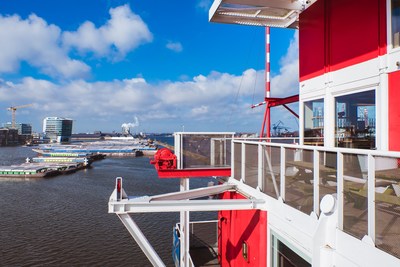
[0,0,299,133]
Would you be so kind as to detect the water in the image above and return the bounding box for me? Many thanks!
[0,146,216,266]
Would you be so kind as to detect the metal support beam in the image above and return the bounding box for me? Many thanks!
[149,184,236,201]
[282,104,300,119]
[110,198,265,213]
[180,178,190,267]
[117,213,166,267]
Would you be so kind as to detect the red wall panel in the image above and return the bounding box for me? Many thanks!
[299,0,387,82]
[389,71,400,151]
[299,0,325,81]
[218,192,267,267]
[329,0,382,71]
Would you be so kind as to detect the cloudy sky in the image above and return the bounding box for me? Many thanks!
[0,0,298,134]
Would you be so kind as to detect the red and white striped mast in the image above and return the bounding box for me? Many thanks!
[260,26,271,138]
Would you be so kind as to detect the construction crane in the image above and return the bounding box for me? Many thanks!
[7,104,33,128]
[272,120,290,136]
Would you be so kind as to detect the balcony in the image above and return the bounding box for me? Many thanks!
[233,138,400,259]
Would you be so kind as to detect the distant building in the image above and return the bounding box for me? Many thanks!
[0,128,19,146]
[3,122,32,135]
[43,117,73,143]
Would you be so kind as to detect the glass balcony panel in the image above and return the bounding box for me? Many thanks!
[319,151,338,215]
[262,146,281,199]
[181,134,232,169]
[342,153,368,239]
[284,148,314,214]
[374,156,400,258]
[233,143,242,180]
[244,144,258,189]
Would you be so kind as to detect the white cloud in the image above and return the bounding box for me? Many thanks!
[0,5,152,79]
[190,105,208,116]
[0,32,299,133]
[63,5,153,59]
[0,14,90,78]
[196,0,212,12]
[166,41,183,52]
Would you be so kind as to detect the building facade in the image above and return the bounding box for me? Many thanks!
[3,122,32,135]
[43,117,73,143]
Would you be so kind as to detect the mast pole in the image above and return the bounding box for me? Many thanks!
[260,26,271,138]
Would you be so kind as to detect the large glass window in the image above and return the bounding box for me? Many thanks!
[392,0,400,48]
[335,90,375,149]
[303,99,324,146]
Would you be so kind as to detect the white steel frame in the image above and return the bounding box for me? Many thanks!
[109,182,265,266]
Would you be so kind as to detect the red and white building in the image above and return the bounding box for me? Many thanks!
[109,1,400,266]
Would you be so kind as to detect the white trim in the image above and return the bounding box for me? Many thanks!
[330,59,380,89]
[378,71,389,150]
[270,229,312,264]
[325,91,335,148]
[300,74,327,95]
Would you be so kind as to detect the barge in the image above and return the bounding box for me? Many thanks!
[0,166,59,178]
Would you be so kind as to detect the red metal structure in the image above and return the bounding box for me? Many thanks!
[150,148,177,171]
[251,27,299,138]
[150,147,231,178]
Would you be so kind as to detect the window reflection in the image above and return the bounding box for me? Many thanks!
[335,90,375,149]
[304,99,324,146]
[393,0,400,48]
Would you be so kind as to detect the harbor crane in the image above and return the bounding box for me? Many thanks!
[7,104,33,128]
[272,120,290,136]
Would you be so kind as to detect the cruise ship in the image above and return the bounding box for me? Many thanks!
[109,0,400,266]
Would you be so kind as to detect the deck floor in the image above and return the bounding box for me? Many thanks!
[190,247,220,267]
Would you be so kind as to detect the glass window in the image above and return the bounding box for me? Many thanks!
[392,0,400,48]
[303,99,324,146]
[335,90,375,149]
[271,235,311,267]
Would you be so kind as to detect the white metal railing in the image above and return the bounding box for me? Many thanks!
[232,138,400,258]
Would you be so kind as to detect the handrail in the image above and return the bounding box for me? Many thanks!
[232,138,400,259]
[232,139,400,158]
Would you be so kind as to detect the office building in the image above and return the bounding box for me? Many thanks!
[43,117,73,143]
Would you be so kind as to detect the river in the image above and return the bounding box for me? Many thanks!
[0,144,216,266]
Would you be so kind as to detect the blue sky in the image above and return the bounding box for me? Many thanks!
[0,0,298,133]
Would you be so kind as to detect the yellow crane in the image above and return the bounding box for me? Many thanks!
[7,104,33,128]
